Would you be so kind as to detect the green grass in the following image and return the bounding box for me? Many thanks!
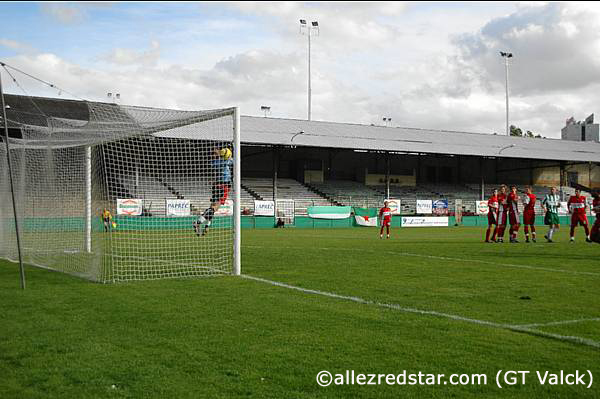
[1,227,599,398]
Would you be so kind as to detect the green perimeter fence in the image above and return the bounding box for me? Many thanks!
[1,214,587,232]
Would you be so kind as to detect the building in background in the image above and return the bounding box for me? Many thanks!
[561,114,600,142]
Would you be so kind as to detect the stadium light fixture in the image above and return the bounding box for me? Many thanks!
[291,130,305,142]
[300,19,319,121]
[107,92,120,103]
[498,144,515,154]
[499,51,513,136]
[261,105,271,117]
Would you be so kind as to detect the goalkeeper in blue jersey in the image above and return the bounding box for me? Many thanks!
[194,147,233,237]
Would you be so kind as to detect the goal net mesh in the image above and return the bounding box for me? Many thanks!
[0,95,237,282]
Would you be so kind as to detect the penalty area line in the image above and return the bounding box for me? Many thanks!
[241,274,600,350]
[515,317,600,329]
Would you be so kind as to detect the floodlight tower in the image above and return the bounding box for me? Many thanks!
[500,51,513,136]
[300,19,319,121]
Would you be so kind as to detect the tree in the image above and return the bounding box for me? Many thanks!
[510,125,523,137]
[510,125,542,138]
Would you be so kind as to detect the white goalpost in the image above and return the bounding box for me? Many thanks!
[0,92,241,283]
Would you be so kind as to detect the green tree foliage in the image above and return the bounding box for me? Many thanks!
[510,125,542,138]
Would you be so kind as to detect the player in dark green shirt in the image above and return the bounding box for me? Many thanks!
[541,187,560,242]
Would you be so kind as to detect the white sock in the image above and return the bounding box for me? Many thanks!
[548,228,554,239]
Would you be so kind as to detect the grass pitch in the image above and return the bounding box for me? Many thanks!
[1,226,599,398]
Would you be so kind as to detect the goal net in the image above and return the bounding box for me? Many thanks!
[276,199,295,225]
[0,94,241,283]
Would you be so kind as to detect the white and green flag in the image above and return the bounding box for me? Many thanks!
[354,207,378,227]
[307,206,352,219]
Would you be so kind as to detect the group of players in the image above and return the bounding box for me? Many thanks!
[485,185,600,243]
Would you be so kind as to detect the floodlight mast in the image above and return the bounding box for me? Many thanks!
[0,67,26,289]
[500,51,513,136]
[300,19,319,121]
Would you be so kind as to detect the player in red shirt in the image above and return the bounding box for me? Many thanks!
[567,189,591,242]
[590,192,600,244]
[507,185,521,243]
[522,186,537,243]
[379,201,392,239]
[495,185,509,243]
[485,188,499,243]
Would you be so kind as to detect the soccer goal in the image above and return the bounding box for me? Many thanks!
[0,97,241,283]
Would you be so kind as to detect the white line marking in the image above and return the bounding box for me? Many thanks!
[392,251,600,277]
[516,318,600,328]
[245,245,600,277]
[242,274,600,349]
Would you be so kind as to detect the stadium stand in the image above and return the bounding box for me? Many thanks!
[301,180,595,216]
[307,180,381,207]
[114,173,260,216]
[43,159,597,217]
[242,178,332,215]
[3,94,598,219]
[121,175,175,215]
[421,183,481,200]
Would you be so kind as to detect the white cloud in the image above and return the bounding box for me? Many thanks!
[229,1,409,54]
[39,2,114,24]
[0,38,36,54]
[6,2,600,139]
[454,3,600,94]
[102,41,161,67]
[1,50,304,115]
[40,3,86,24]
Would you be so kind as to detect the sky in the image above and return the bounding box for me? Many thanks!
[1,2,600,138]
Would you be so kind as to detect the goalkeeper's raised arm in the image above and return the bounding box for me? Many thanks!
[193,147,233,237]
